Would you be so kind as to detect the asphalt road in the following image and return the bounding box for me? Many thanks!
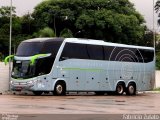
[0,93,160,120]
[0,93,160,114]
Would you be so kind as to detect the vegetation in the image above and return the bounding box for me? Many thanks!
[155,0,160,69]
[153,87,160,91]
[0,0,156,65]
[155,0,160,25]
[32,0,148,46]
[35,27,55,37]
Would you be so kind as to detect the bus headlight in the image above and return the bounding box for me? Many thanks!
[10,81,14,85]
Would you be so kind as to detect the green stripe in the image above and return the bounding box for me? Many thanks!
[62,68,103,72]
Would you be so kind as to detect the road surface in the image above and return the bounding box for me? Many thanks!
[0,93,160,114]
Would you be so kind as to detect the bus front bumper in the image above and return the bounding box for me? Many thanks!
[10,78,39,91]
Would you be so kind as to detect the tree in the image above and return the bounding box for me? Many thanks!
[155,0,160,25]
[60,28,73,37]
[0,7,33,56]
[0,6,16,17]
[0,6,17,56]
[20,12,36,35]
[32,0,146,46]
[36,27,55,37]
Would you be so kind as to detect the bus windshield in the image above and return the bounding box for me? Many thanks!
[12,57,55,79]
[12,60,35,79]
[12,38,63,78]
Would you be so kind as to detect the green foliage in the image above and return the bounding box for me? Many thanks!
[0,6,17,56]
[153,87,160,91]
[156,52,160,70]
[37,27,55,37]
[60,28,73,37]
[155,0,160,26]
[32,0,146,45]
[0,6,34,57]
[0,6,16,17]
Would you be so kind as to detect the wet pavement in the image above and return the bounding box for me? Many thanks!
[0,92,160,114]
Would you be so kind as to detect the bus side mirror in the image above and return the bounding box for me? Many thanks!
[30,53,51,66]
[4,55,14,65]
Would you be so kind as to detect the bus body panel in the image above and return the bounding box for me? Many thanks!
[10,38,155,93]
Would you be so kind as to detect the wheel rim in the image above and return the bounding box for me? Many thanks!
[117,85,123,94]
[128,85,135,94]
[56,84,63,94]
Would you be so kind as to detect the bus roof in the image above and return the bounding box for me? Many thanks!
[65,38,154,50]
[22,37,154,50]
[23,37,64,43]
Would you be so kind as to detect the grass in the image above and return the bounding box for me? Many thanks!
[153,87,160,91]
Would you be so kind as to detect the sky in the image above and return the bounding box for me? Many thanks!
[0,0,158,31]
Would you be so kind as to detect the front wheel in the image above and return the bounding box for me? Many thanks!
[53,82,66,96]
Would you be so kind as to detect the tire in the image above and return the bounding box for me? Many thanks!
[33,91,43,96]
[116,83,125,95]
[53,82,66,96]
[95,91,105,95]
[126,83,136,96]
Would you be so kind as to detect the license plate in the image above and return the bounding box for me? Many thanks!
[15,87,22,91]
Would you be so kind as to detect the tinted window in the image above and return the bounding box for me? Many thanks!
[42,41,62,57]
[35,57,54,75]
[109,47,139,62]
[61,43,154,63]
[139,49,154,63]
[60,43,89,60]
[16,42,43,56]
[87,45,104,60]
[37,41,63,74]
[105,46,154,63]
[104,46,115,60]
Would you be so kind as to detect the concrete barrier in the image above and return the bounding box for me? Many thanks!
[0,61,160,93]
[0,62,9,93]
[156,70,160,88]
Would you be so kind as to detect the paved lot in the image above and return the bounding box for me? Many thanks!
[0,93,160,114]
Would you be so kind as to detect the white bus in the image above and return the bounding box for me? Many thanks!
[7,38,155,95]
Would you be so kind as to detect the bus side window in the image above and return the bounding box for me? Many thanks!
[60,43,89,61]
[103,46,115,61]
[138,49,154,63]
[87,45,104,60]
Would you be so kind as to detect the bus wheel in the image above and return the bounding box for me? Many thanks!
[53,82,66,96]
[126,83,136,96]
[116,83,125,95]
[95,91,105,95]
[33,91,43,96]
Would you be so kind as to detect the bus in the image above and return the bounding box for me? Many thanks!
[6,38,155,96]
